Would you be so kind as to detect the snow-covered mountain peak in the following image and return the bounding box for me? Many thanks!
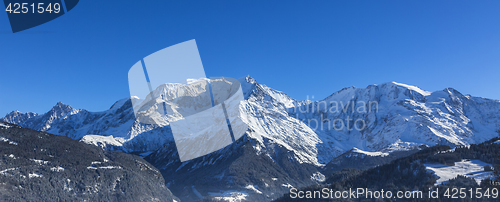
[109,97,133,110]
[322,86,358,103]
[4,110,37,119]
[2,110,38,125]
[238,75,304,109]
[320,81,433,105]
[52,101,73,111]
[389,81,432,96]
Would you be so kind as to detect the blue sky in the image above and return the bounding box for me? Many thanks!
[0,0,499,116]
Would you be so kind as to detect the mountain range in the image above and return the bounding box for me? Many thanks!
[3,76,500,201]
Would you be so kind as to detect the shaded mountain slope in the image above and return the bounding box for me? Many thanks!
[0,121,178,202]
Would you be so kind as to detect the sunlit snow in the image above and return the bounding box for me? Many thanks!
[425,159,494,186]
[208,190,248,202]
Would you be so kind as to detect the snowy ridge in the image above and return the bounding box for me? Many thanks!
[81,135,124,149]
[0,122,12,129]
[391,81,431,96]
[2,98,172,153]
[351,147,389,157]
[289,81,500,164]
